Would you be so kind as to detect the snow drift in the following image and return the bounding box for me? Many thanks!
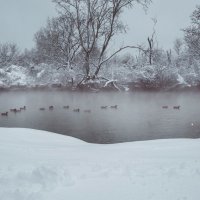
[0,128,200,200]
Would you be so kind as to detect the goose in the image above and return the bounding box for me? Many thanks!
[14,109,21,113]
[20,106,26,110]
[49,106,54,110]
[173,106,180,110]
[162,106,168,109]
[101,106,107,109]
[73,108,80,112]
[39,108,45,111]
[1,112,8,116]
[84,109,91,113]
[63,106,70,109]
[110,105,118,109]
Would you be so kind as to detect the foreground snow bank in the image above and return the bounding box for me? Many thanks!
[0,128,200,200]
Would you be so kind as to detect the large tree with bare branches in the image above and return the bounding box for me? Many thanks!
[35,15,80,68]
[53,0,151,83]
[183,5,200,60]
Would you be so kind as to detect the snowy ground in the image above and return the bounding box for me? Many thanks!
[0,128,200,200]
[0,64,198,89]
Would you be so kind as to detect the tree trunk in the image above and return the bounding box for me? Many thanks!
[94,64,101,78]
[148,37,152,65]
[83,53,90,77]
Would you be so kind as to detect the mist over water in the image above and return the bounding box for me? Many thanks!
[0,90,200,143]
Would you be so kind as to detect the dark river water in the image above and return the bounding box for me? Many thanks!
[0,89,200,143]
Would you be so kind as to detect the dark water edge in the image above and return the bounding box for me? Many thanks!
[1,82,200,92]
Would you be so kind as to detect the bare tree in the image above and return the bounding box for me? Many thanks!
[53,0,151,82]
[147,18,157,65]
[35,15,80,68]
[166,49,172,65]
[183,5,200,59]
[0,43,19,67]
[174,38,183,56]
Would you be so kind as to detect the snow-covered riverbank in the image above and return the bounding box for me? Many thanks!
[0,128,200,200]
[1,64,200,91]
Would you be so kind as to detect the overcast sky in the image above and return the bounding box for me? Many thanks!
[0,0,199,51]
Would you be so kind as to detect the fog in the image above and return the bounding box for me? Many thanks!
[0,90,199,143]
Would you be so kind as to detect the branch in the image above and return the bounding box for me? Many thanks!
[99,45,146,67]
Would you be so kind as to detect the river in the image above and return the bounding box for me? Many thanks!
[0,89,199,143]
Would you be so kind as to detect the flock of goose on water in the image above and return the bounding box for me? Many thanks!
[0,104,181,117]
[0,105,119,116]
[162,105,181,109]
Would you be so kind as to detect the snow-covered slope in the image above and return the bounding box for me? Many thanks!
[0,64,73,88]
[0,128,200,200]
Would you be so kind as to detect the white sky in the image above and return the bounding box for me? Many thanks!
[0,0,199,51]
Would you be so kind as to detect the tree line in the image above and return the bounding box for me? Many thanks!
[0,1,200,89]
